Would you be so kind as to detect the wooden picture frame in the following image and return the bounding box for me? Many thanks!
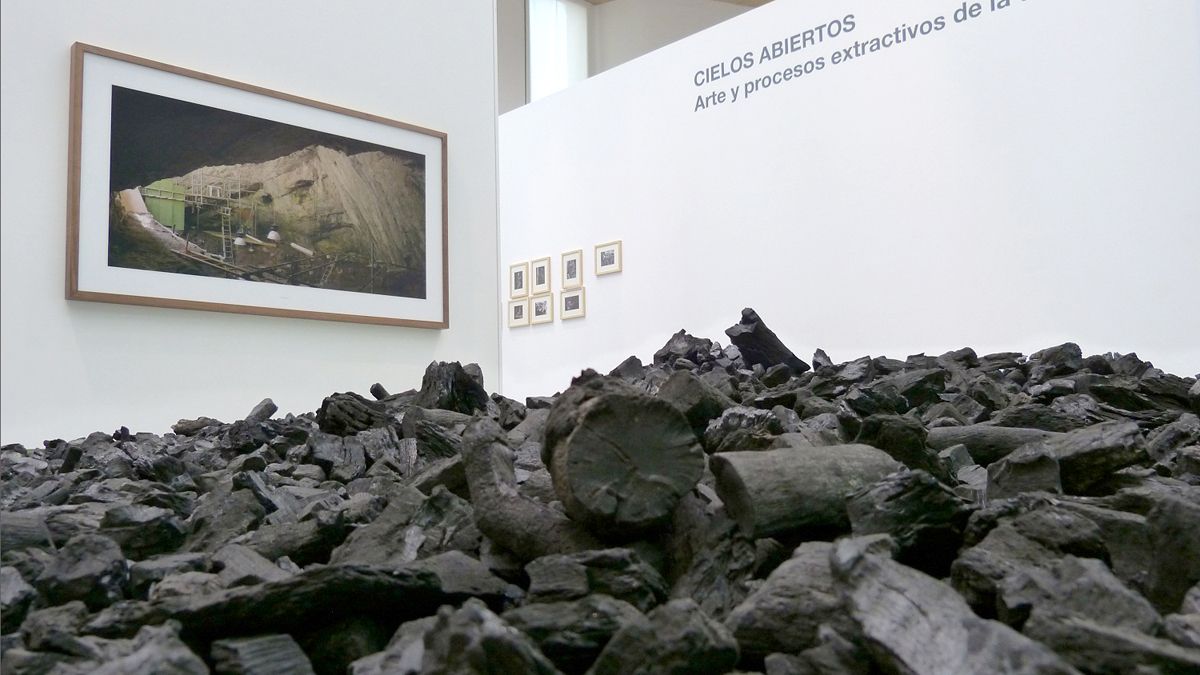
[509,262,529,299]
[530,256,552,295]
[529,293,554,325]
[507,298,530,327]
[561,249,583,289]
[67,43,449,328]
[595,240,623,275]
[561,287,586,320]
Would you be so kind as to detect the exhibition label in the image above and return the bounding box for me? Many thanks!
[692,0,1030,112]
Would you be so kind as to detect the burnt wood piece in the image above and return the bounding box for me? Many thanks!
[414,361,490,415]
[927,424,1063,466]
[460,418,601,562]
[724,308,810,374]
[548,391,703,539]
[315,392,391,436]
[710,443,902,539]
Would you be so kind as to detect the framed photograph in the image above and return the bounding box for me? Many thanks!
[529,294,554,325]
[595,240,623,275]
[530,256,551,295]
[67,43,448,328]
[509,262,529,299]
[507,298,529,328]
[561,288,586,320]
[561,249,583,289]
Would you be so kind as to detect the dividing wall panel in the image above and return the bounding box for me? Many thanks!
[500,0,1200,400]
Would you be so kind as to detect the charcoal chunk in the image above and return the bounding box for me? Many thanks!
[212,633,316,675]
[414,361,490,415]
[724,308,809,374]
[588,598,739,675]
[526,548,667,613]
[185,487,266,553]
[422,598,558,674]
[128,553,208,600]
[653,330,714,367]
[847,469,972,576]
[35,533,128,610]
[316,392,391,436]
[100,504,187,560]
[211,544,291,587]
[1146,495,1200,613]
[1048,421,1147,494]
[1,565,37,633]
[853,414,943,479]
[724,542,846,662]
[832,536,1078,675]
[1024,608,1200,674]
[503,594,644,674]
[656,370,736,437]
[996,555,1160,631]
[703,406,783,454]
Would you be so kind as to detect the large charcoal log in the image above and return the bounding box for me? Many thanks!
[710,444,902,539]
[927,424,1062,466]
[460,418,601,562]
[724,308,810,374]
[548,392,703,538]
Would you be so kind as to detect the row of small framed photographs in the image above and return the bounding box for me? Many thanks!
[509,240,622,299]
[509,288,585,327]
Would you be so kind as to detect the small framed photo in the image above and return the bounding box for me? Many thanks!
[561,249,583,289]
[508,298,529,327]
[531,257,552,295]
[595,240,623,275]
[530,294,554,324]
[509,262,529,299]
[561,288,586,320]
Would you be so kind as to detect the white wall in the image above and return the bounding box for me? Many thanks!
[590,0,750,74]
[499,0,1200,401]
[1,0,500,446]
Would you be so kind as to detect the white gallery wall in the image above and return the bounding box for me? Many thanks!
[0,0,500,445]
[499,0,1200,400]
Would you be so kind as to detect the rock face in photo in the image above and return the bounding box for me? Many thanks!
[2,308,1198,674]
[175,144,426,273]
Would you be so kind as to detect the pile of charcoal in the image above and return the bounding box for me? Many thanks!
[2,308,1199,675]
